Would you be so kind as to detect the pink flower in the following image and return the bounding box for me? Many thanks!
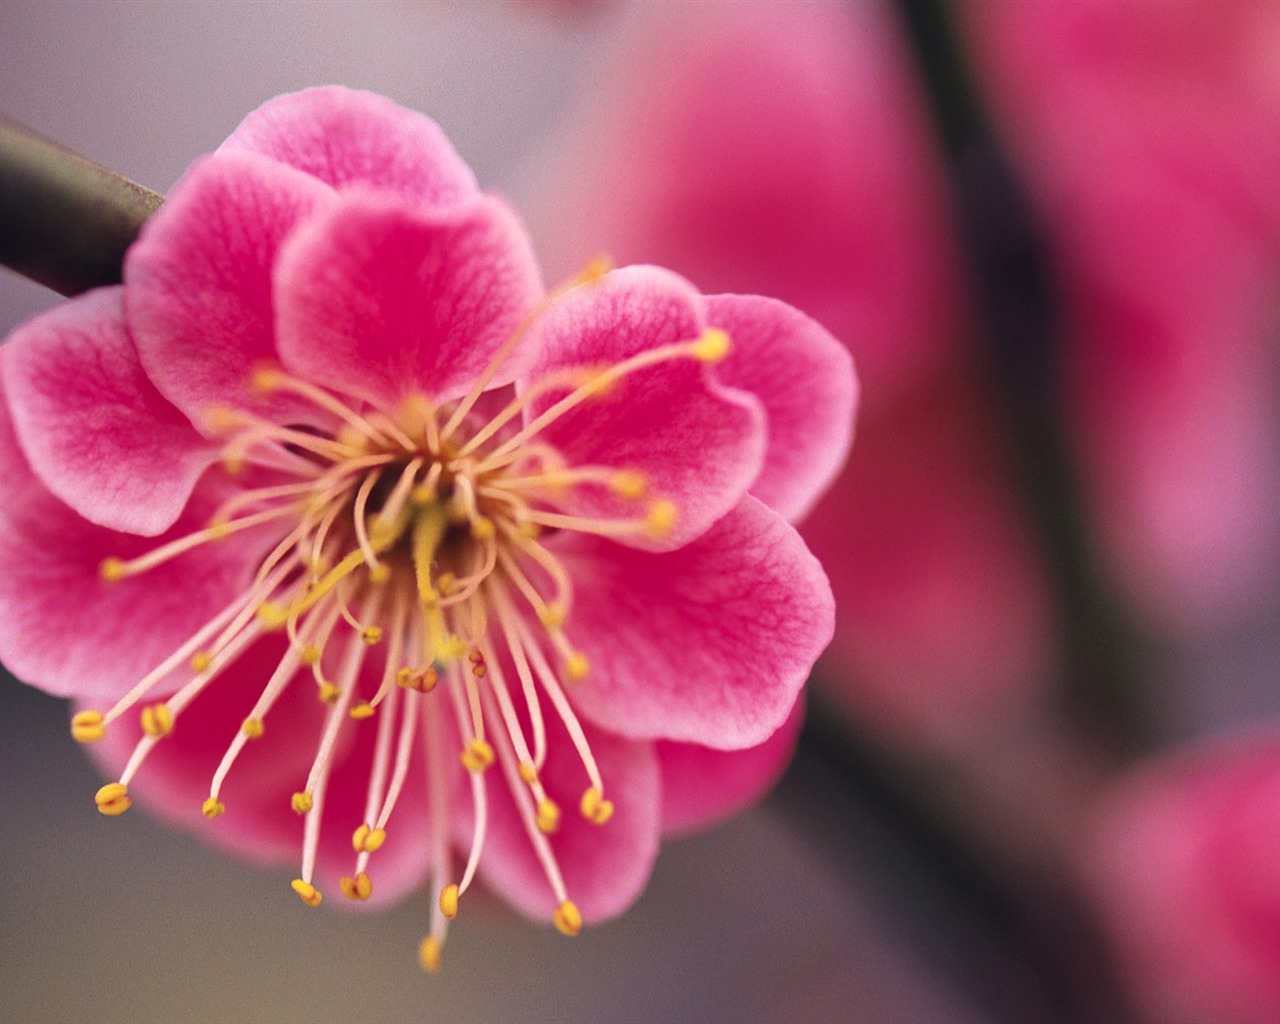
[961,0,1280,630]
[528,0,1058,739]
[1082,730,1280,1024]
[0,87,852,966]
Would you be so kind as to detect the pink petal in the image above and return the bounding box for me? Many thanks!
[221,86,478,206]
[706,293,857,523]
[3,288,218,536]
[273,191,543,408]
[0,370,266,703]
[81,639,434,908]
[1082,731,1280,1024]
[519,265,766,551]
[554,495,833,749]
[805,379,1057,741]
[465,702,660,924]
[657,698,804,836]
[124,150,335,426]
[529,1,964,402]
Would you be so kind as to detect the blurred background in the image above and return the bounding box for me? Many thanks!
[3,2,1279,1022]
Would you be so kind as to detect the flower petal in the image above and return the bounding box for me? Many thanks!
[465,704,660,924]
[706,293,857,523]
[554,495,833,748]
[519,265,766,550]
[3,288,218,536]
[0,367,266,703]
[657,698,804,836]
[272,191,542,408]
[220,86,478,206]
[124,149,336,426]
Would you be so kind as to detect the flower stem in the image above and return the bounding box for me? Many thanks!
[0,115,162,297]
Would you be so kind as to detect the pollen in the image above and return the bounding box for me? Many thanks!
[610,470,648,500]
[291,791,313,815]
[71,710,106,743]
[139,702,174,737]
[290,879,323,908]
[564,651,591,683]
[94,782,132,816]
[580,787,614,825]
[439,883,459,919]
[339,872,373,901]
[202,798,226,819]
[349,701,376,720]
[99,557,126,583]
[536,798,561,834]
[419,935,443,973]
[460,738,495,773]
[552,900,583,937]
[241,717,265,738]
[352,824,387,853]
[690,326,732,362]
[644,499,678,538]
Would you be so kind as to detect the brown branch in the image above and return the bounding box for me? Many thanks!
[0,115,162,298]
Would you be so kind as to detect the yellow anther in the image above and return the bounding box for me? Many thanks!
[409,484,437,507]
[339,872,373,901]
[94,782,131,816]
[241,717,265,738]
[202,797,225,819]
[536,798,561,834]
[539,602,567,630]
[368,563,391,584]
[553,900,583,937]
[317,682,342,704]
[470,516,496,541]
[291,791,313,815]
[140,702,174,738]
[206,520,231,541]
[191,651,212,673]
[361,625,383,645]
[439,883,459,920]
[435,573,458,596]
[518,761,538,785]
[349,701,376,720]
[564,651,591,683]
[255,602,289,629]
[460,738,495,774]
[290,878,323,907]
[299,644,323,666]
[99,557,126,583]
[249,364,284,392]
[610,470,648,500]
[352,824,387,853]
[577,253,612,286]
[419,935,442,973]
[71,710,106,744]
[644,499,678,538]
[690,326,732,362]
[203,405,244,434]
[581,786,615,825]
[220,454,246,476]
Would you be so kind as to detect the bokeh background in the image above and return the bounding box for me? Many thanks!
[3,3,1279,1023]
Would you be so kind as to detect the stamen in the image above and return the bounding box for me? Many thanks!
[439,255,612,446]
[94,782,131,816]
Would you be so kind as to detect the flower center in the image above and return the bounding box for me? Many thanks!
[72,266,733,969]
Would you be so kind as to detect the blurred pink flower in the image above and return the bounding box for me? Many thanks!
[1082,730,1280,1024]
[0,87,852,966]
[530,0,1058,739]
[962,0,1280,630]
